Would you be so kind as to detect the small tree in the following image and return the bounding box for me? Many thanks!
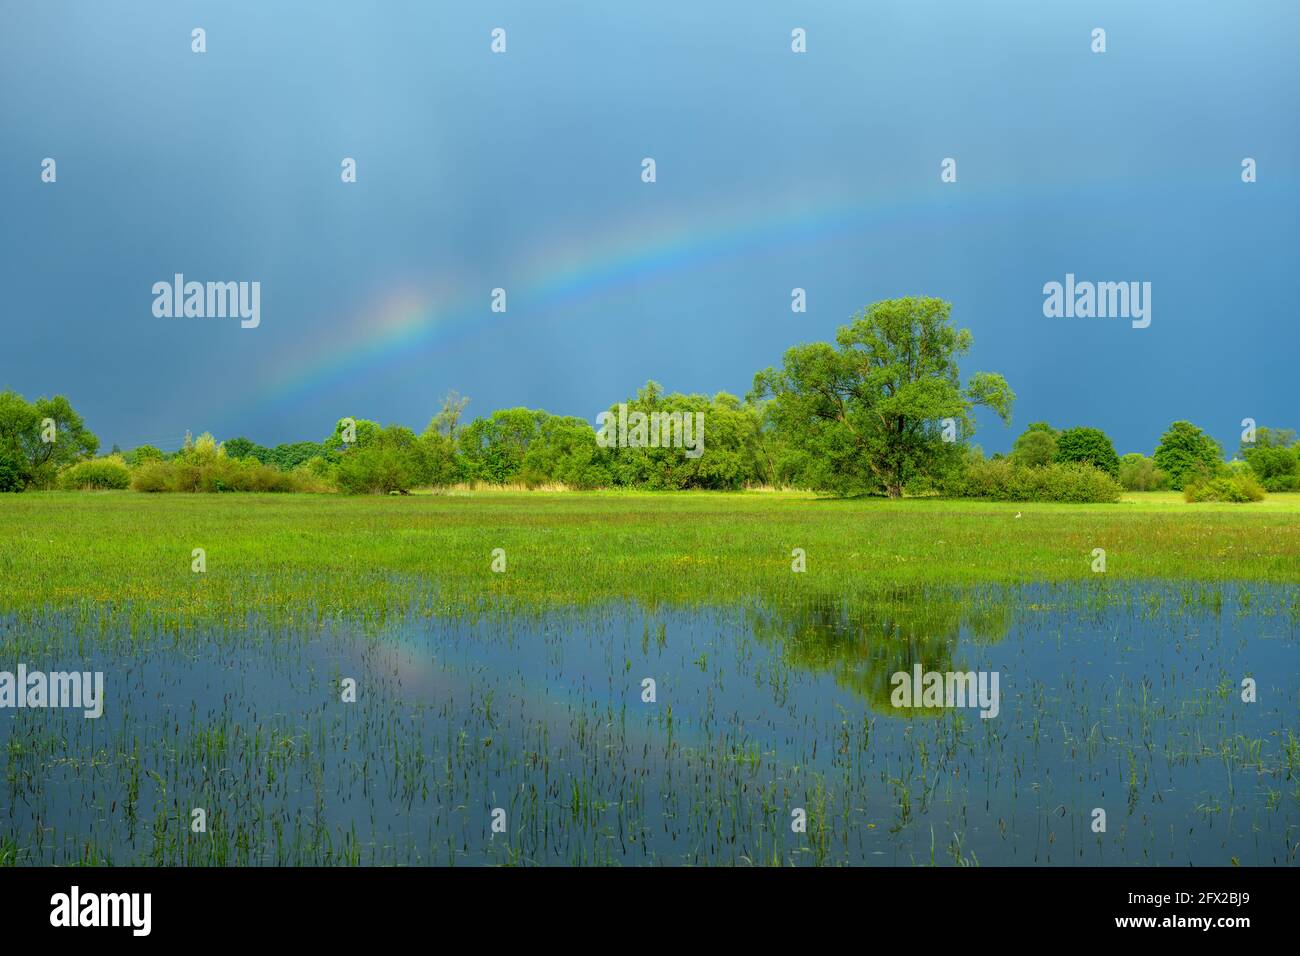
[1011,423,1058,468]
[428,392,470,441]
[127,444,165,466]
[1153,421,1222,490]
[1055,427,1119,477]
[336,425,421,493]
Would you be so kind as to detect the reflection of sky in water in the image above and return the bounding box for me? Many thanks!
[0,584,1296,866]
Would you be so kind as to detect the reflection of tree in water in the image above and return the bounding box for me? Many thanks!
[747,588,1013,715]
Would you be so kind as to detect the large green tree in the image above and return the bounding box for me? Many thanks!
[751,297,1014,497]
[0,391,98,488]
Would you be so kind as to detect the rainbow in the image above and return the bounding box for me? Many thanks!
[244,183,1011,417]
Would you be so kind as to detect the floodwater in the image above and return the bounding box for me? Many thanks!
[1,583,1296,865]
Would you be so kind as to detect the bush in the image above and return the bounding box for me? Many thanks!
[335,445,419,494]
[129,456,331,493]
[1242,444,1299,491]
[1184,472,1266,503]
[961,457,1121,502]
[59,456,131,490]
[1260,472,1300,492]
[960,455,1014,499]
[128,461,172,492]
[0,451,23,492]
[1118,453,1168,491]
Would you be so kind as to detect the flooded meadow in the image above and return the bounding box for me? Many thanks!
[2,582,1296,866]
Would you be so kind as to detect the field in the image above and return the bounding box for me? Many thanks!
[2,490,1299,628]
[1,491,1298,866]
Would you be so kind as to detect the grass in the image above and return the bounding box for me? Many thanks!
[1,490,1298,628]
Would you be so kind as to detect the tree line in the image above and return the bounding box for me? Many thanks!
[3,298,1294,502]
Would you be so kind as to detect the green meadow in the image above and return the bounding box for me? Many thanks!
[2,490,1298,628]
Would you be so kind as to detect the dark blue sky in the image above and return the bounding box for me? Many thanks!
[2,1,1296,456]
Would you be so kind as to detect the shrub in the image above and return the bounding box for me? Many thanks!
[0,451,23,492]
[961,456,1121,502]
[335,446,419,494]
[1242,444,1299,491]
[129,455,331,493]
[1260,472,1300,492]
[59,456,131,490]
[960,455,1014,499]
[129,460,172,492]
[1184,472,1266,503]
[1118,453,1168,491]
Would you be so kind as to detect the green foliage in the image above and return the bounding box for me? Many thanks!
[222,436,260,460]
[1054,426,1119,477]
[0,450,23,492]
[178,431,222,463]
[325,417,381,453]
[519,415,610,489]
[131,435,329,493]
[334,425,424,494]
[125,444,165,466]
[11,356,1282,505]
[752,297,1014,497]
[601,383,763,490]
[458,408,553,484]
[1011,423,1057,468]
[426,392,470,442]
[1242,446,1298,491]
[413,432,460,488]
[1239,426,1295,456]
[265,442,330,470]
[1184,472,1266,503]
[335,447,416,494]
[1240,428,1298,491]
[961,455,1121,502]
[0,391,99,488]
[1154,421,1223,490]
[1118,453,1168,491]
[59,456,132,490]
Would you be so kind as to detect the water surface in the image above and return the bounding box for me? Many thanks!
[1,583,1296,865]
